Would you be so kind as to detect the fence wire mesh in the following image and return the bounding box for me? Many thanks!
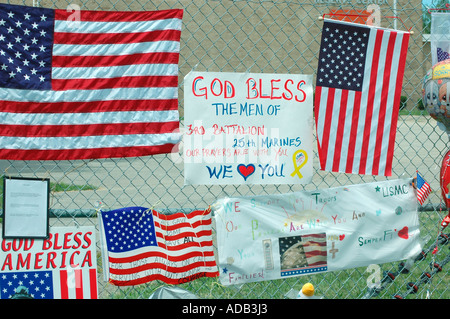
[0,0,449,299]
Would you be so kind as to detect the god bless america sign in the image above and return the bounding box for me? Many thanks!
[0,227,97,299]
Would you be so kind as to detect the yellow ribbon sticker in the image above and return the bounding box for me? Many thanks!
[290,149,308,179]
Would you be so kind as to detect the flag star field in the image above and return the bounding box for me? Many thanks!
[103,208,158,252]
[316,23,370,91]
[0,5,53,90]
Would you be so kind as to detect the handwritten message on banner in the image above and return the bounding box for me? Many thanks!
[0,227,97,299]
[183,71,314,185]
[213,179,422,285]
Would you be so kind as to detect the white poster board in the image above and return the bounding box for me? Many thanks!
[183,71,314,185]
[213,178,422,285]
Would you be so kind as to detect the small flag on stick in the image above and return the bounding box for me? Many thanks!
[416,172,431,205]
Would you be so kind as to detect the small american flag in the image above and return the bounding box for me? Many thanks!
[417,172,431,205]
[437,47,450,62]
[0,3,182,160]
[315,19,410,176]
[0,269,97,299]
[99,207,219,286]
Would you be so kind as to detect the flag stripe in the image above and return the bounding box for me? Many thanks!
[155,230,213,242]
[333,90,348,172]
[75,268,83,299]
[89,268,97,299]
[371,31,393,175]
[52,52,180,68]
[156,239,215,251]
[154,217,212,231]
[316,87,335,171]
[0,121,179,138]
[52,64,178,80]
[109,249,215,263]
[324,89,339,172]
[52,75,178,90]
[346,90,361,173]
[108,270,218,287]
[0,99,178,113]
[1,110,177,125]
[55,8,183,23]
[53,40,180,57]
[59,270,69,299]
[0,144,177,161]
[109,260,218,275]
[360,29,383,175]
[379,33,402,176]
[54,29,181,45]
[0,133,179,150]
[385,32,410,175]
[1,87,177,103]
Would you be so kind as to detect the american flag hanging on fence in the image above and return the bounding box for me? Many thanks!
[0,269,98,299]
[0,3,182,160]
[416,172,431,205]
[315,19,410,176]
[99,207,219,286]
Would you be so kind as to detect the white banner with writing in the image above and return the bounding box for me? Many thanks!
[213,179,422,285]
[183,71,314,185]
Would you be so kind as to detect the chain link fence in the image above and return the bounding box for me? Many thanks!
[0,0,449,299]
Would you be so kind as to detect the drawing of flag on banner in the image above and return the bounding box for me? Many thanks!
[416,172,431,205]
[99,207,219,286]
[0,269,97,299]
[0,3,182,160]
[315,19,410,176]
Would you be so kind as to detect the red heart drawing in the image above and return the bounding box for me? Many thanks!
[339,234,345,241]
[237,164,255,181]
[398,226,409,240]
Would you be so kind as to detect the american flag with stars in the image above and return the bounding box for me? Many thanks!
[416,172,431,206]
[0,269,97,299]
[99,207,218,286]
[0,3,182,160]
[315,19,409,176]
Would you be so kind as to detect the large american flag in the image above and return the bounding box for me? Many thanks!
[0,269,97,299]
[315,19,410,176]
[0,3,182,160]
[99,207,219,286]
